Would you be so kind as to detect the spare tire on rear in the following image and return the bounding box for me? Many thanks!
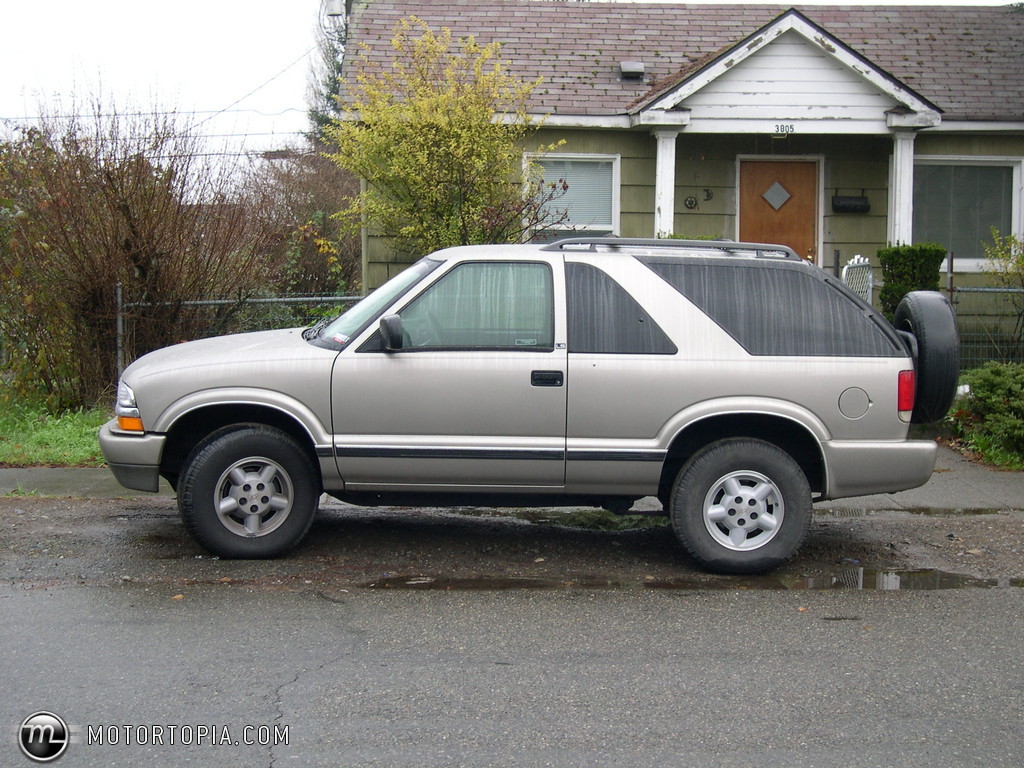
[893,291,959,423]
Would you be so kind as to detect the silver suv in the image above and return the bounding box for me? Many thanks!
[99,238,959,573]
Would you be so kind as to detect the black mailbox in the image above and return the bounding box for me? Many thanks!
[832,195,870,214]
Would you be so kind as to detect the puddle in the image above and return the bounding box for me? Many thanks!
[363,569,1023,592]
[363,576,625,590]
[646,569,1021,591]
[815,508,1003,518]
[448,508,669,530]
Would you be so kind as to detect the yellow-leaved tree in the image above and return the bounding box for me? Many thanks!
[325,16,567,256]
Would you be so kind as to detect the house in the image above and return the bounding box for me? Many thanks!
[344,0,1024,291]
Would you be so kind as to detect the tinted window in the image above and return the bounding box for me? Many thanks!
[567,262,676,354]
[645,260,900,357]
[399,262,554,350]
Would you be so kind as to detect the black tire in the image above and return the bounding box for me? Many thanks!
[669,439,811,574]
[178,425,321,558]
[893,291,959,424]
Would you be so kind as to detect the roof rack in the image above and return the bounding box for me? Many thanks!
[539,236,801,260]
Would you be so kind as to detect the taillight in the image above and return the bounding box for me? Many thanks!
[898,369,916,420]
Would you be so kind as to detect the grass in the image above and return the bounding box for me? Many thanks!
[0,385,108,467]
[951,430,1024,471]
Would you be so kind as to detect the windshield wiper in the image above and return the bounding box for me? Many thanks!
[302,317,331,341]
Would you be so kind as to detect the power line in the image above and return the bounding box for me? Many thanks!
[0,39,316,126]
[0,125,310,143]
[198,131,307,140]
[193,46,317,130]
[0,107,308,122]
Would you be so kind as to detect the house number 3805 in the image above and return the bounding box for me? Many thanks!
[774,124,796,134]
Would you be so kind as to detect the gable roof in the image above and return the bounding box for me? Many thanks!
[635,8,940,119]
[346,1,1024,124]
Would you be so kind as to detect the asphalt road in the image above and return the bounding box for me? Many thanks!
[2,488,1023,767]
[3,586,1023,768]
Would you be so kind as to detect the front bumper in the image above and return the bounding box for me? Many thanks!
[821,438,937,500]
[98,419,166,493]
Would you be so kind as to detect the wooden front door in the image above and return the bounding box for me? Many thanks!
[739,160,818,262]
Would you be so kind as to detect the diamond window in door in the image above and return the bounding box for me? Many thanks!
[762,181,792,211]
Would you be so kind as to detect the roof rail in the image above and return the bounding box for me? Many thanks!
[539,236,801,260]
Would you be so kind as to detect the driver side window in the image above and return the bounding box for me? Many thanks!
[400,262,554,350]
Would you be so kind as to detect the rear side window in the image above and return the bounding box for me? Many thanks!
[646,261,900,357]
[567,262,676,354]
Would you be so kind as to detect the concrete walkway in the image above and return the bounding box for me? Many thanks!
[0,465,174,499]
[814,443,1024,512]
[2,444,1022,511]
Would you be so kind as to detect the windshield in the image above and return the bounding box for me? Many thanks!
[314,258,440,348]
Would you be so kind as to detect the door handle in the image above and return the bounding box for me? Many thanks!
[531,370,564,387]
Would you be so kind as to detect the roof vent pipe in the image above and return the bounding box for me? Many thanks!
[620,61,645,80]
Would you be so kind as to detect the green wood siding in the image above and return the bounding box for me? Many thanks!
[538,128,656,239]
[916,134,1024,157]
[361,129,1022,291]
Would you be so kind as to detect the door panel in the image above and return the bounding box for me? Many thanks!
[332,351,567,487]
[739,160,818,262]
[331,259,567,490]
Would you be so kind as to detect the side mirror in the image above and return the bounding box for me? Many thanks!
[380,314,403,351]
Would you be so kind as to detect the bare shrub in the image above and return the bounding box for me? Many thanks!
[249,147,361,298]
[0,103,280,409]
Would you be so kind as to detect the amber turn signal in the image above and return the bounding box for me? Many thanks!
[117,416,145,432]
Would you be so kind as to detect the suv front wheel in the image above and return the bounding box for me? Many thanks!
[178,425,321,558]
[670,438,811,574]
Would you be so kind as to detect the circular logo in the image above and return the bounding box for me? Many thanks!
[18,711,69,762]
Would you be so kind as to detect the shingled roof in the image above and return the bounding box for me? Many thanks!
[346,1,1024,123]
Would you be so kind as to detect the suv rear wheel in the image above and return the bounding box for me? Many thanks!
[670,438,811,574]
[178,425,320,558]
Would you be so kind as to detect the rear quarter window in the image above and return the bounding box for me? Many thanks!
[567,262,677,354]
[644,260,901,357]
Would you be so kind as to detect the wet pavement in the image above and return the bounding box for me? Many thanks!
[2,443,1021,510]
[3,445,1024,766]
[363,568,1022,592]
[2,442,1023,592]
[3,578,1024,767]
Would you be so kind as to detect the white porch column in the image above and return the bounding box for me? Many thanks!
[888,131,917,244]
[653,129,681,237]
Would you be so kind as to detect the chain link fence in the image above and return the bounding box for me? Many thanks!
[950,287,1024,370]
[115,287,359,375]
[110,283,1024,377]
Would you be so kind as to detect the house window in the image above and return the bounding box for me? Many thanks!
[529,154,620,240]
[913,161,1019,265]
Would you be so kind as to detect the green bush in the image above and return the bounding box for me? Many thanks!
[659,233,722,241]
[877,242,947,321]
[948,362,1024,468]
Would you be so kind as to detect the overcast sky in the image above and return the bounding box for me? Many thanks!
[0,0,325,156]
[0,0,1012,157]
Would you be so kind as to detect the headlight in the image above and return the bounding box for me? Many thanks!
[115,381,144,432]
